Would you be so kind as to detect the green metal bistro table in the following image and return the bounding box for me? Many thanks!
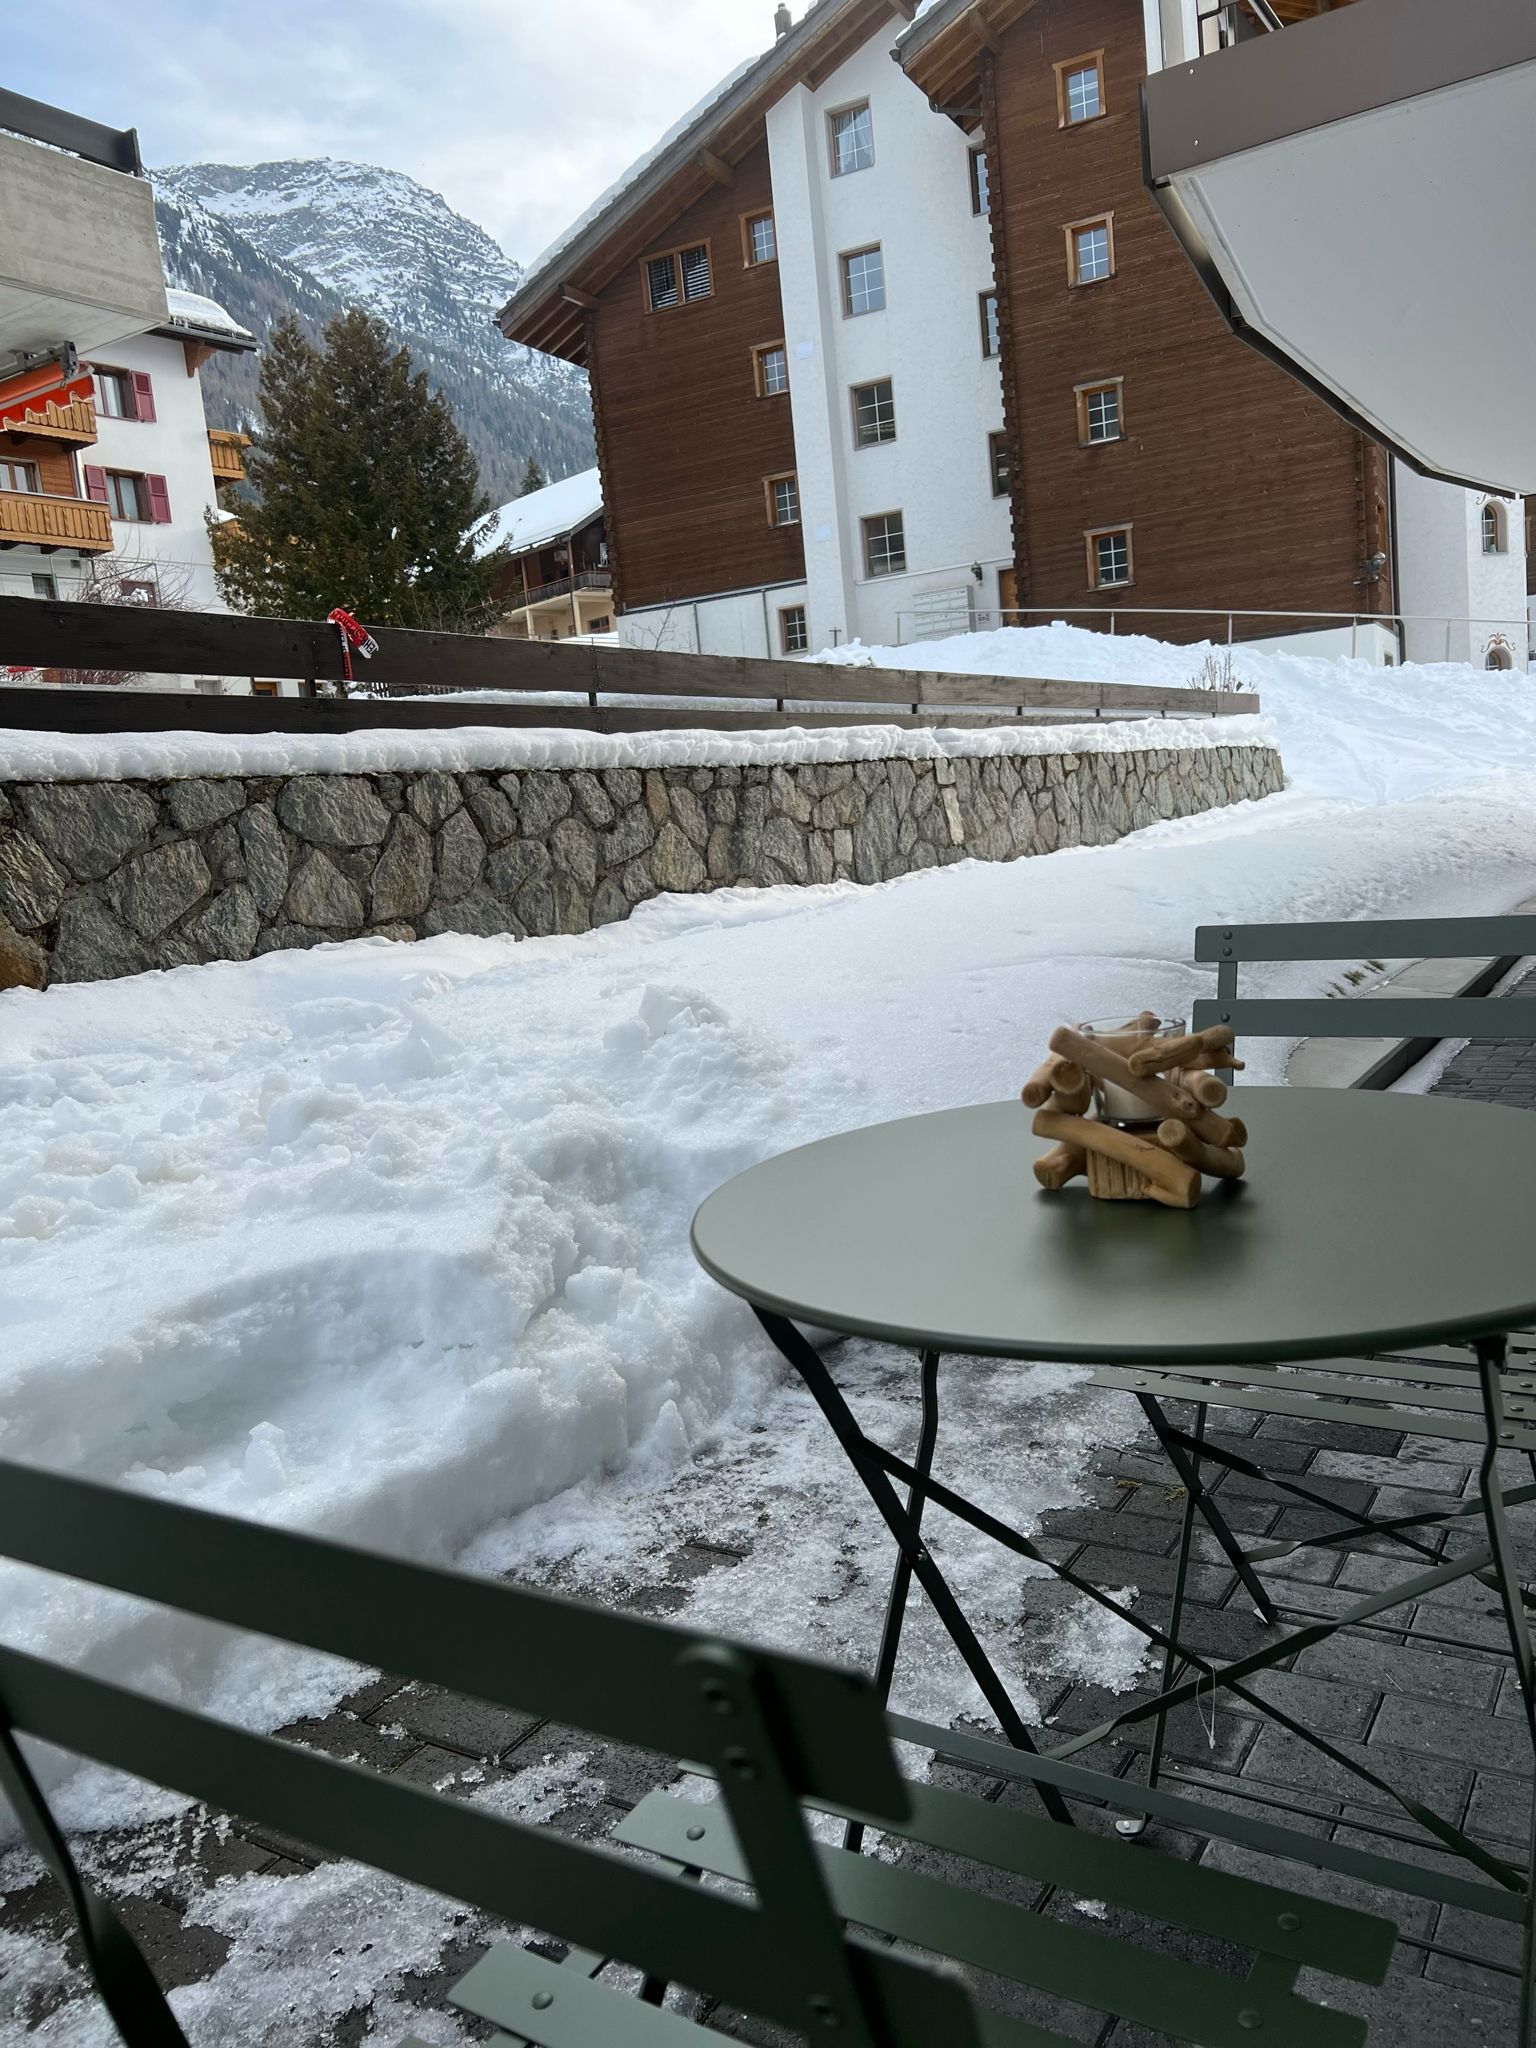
[692,1087,1536,2022]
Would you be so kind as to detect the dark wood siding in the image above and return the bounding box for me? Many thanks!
[586,140,801,617]
[1,434,77,497]
[989,0,1387,642]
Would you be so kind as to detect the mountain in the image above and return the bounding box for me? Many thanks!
[151,159,593,506]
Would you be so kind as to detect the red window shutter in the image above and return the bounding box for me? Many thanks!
[83,465,110,503]
[145,473,172,523]
[131,372,156,422]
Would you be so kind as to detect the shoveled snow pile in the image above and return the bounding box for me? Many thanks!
[3,624,1536,2039]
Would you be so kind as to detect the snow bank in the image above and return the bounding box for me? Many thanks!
[0,710,1274,785]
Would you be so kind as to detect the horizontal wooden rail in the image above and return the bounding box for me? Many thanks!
[0,594,1263,731]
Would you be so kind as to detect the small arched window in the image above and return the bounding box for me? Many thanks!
[1482,501,1507,554]
[1486,644,1513,671]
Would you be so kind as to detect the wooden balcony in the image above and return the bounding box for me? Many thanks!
[0,393,97,446]
[0,490,113,552]
[207,429,251,485]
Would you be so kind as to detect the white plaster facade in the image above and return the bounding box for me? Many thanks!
[621,33,1009,661]
[1393,465,1529,670]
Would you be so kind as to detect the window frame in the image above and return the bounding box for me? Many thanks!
[1075,376,1126,447]
[851,377,897,449]
[862,510,907,580]
[753,341,790,399]
[979,290,1001,359]
[741,210,778,268]
[31,571,58,599]
[1064,212,1116,287]
[107,470,146,522]
[840,244,886,318]
[0,458,42,495]
[969,146,990,217]
[780,604,810,656]
[1054,50,1107,128]
[828,100,875,178]
[640,239,714,313]
[90,366,134,419]
[1084,522,1134,591]
[1482,500,1507,555]
[989,431,1011,499]
[764,471,801,530]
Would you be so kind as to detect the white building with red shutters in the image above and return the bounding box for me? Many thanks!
[0,287,254,620]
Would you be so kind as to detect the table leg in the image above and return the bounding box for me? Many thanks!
[846,1348,940,1856]
[1136,1393,1280,1627]
[754,1309,1074,1827]
[1116,1403,1207,1841]
[1473,1334,1536,2048]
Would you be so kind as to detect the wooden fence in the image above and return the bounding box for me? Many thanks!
[0,595,1261,735]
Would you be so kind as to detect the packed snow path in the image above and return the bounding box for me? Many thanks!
[2,627,1535,2041]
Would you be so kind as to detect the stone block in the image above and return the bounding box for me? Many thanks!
[285,851,364,929]
[405,770,462,830]
[461,773,518,845]
[370,815,433,923]
[651,820,706,893]
[275,776,389,848]
[17,781,156,880]
[568,769,615,828]
[51,894,149,982]
[180,883,261,963]
[0,830,64,929]
[166,778,245,832]
[550,815,599,894]
[435,808,486,900]
[237,805,291,916]
[108,839,211,939]
[600,806,654,866]
[0,913,46,990]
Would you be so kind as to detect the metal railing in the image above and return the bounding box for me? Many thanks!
[514,569,613,608]
[1196,0,1285,54]
[0,85,143,175]
[894,602,1534,665]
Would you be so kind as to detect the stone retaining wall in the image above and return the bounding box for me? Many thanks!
[0,740,1283,987]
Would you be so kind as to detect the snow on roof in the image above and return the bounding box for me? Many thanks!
[161,287,254,342]
[480,466,603,558]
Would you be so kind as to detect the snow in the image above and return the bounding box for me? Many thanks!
[478,466,603,558]
[4,623,1536,2038]
[160,288,253,341]
[0,707,1271,784]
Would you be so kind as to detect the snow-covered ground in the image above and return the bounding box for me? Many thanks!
[3,625,1535,2040]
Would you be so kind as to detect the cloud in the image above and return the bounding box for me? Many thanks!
[6,0,777,256]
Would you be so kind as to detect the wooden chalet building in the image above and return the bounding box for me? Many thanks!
[500,0,1527,668]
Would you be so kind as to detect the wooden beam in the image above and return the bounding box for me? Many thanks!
[560,284,601,311]
[695,147,734,187]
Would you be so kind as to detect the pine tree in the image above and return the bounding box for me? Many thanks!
[518,455,548,497]
[214,311,507,632]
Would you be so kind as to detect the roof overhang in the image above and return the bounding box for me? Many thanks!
[896,0,1039,120]
[149,320,258,355]
[1142,0,1536,494]
[498,0,911,365]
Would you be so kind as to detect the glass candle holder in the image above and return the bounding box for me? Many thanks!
[1077,1016,1187,1126]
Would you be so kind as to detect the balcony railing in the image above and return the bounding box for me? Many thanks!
[516,568,612,607]
[207,429,251,484]
[1195,0,1349,53]
[0,85,143,174]
[0,491,113,552]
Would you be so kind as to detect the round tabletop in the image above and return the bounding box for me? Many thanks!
[691,1089,1536,1365]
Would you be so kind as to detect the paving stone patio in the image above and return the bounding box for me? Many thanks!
[4,1011,1534,2046]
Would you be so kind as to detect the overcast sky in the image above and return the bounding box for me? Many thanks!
[8,0,780,260]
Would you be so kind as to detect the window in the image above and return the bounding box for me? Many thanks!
[1076,378,1124,445]
[852,378,896,447]
[31,572,58,599]
[979,291,1001,358]
[251,679,281,697]
[989,432,1011,498]
[86,467,171,523]
[1487,644,1514,671]
[765,472,800,528]
[1055,52,1105,126]
[753,342,789,397]
[1066,214,1115,286]
[743,211,777,266]
[780,604,809,655]
[90,367,154,421]
[119,577,159,606]
[1085,524,1133,589]
[0,459,40,494]
[830,103,874,176]
[841,245,886,316]
[644,243,712,311]
[969,148,990,217]
[1482,501,1507,554]
[862,512,906,579]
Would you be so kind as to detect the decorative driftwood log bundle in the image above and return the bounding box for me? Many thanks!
[1023,1016,1247,1210]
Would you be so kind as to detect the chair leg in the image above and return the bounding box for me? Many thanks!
[1117,1403,1206,1841]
